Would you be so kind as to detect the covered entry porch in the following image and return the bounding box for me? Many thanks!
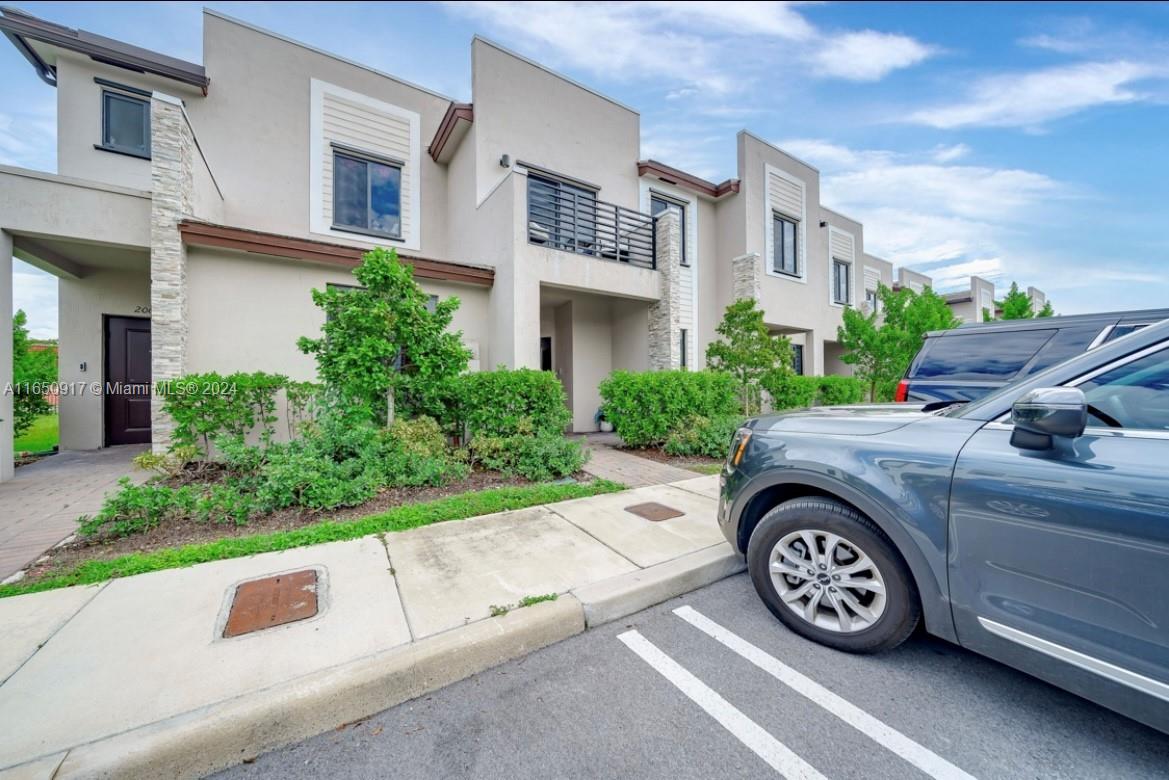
[0,165,153,481]
[539,285,656,433]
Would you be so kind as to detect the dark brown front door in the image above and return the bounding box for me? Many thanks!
[105,316,152,445]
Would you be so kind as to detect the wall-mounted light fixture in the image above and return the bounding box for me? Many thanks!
[500,154,511,168]
[819,220,828,228]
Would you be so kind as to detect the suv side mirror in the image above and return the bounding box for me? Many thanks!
[1010,387,1087,450]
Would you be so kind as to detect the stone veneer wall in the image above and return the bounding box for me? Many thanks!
[732,252,761,303]
[149,93,194,452]
[648,210,682,370]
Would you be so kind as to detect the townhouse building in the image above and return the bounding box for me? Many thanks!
[0,7,940,479]
[942,276,1049,323]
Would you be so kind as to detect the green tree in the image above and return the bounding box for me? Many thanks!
[297,248,470,425]
[705,298,791,415]
[1036,300,1055,317]
[12,310,56,437]
[999,282,1035,320]
[837,285,960,402]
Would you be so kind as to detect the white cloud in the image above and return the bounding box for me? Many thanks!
[776,139,1067,285]
[931,143,970,163]
[0,106,57,170]
[918,257,1005,290]
[809,30,936,82]
[909,61,1164,129]
[444,1,935,98]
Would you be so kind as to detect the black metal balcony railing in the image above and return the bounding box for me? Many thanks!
[527,179,656,269]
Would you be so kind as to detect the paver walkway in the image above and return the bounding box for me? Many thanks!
[0,445,148,581]
[580,433,698,488]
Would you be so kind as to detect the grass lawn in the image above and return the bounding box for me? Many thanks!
[14,414,58,454]
[0,478,624,600]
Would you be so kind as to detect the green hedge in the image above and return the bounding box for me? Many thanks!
[762,372,866,412]
[599,370,738,447]
[664,414,745,458]
[817,375,866,406]
[454,368,571,438]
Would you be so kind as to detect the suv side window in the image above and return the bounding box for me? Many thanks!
[1079,347,1169,431]
[1023,325,1103,374]
[912,329,1055,381]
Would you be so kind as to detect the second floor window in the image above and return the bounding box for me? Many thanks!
[102,91,150,158]
[865,289,879,312]
[650,196,687,266]
[773,213,798,276]
[832,259,851,305]
[333,148,402,239]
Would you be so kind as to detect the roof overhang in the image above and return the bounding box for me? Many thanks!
[637,159,739,200]
[429,102,473,164]
[178,221,495,287]
[0,6,208,91]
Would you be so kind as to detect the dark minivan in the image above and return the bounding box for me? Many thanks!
[896,308,1168,404]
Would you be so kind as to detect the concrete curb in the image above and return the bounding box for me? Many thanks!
[9,538,745,779]
[49,598,584,780]
[573,543,746,628]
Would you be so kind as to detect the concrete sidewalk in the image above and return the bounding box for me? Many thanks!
[0,475,742,779]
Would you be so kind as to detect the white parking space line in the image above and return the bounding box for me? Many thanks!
[618,630,827,780]
[674,606,977,780]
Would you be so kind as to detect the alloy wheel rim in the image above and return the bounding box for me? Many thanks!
[769,529,888,633]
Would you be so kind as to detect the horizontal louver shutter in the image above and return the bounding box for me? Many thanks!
[830,229,854,262]
[768,171,803,220]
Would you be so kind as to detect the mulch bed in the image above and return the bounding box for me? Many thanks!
[23,469,532,578]
[621,446,722,472]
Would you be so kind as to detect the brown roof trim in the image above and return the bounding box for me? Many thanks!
[428,102,473,163]
[178,221,494,287]
[637,159,739,199]
[0,7,208,91]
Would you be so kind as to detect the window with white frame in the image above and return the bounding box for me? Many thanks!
[865,289,879,312]
[311,79,420,250]
[772,213,799,276]
[828,226,855,306]
[766,165,805,280]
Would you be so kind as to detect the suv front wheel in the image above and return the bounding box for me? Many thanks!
[747,497,920,653]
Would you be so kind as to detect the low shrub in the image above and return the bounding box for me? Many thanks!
[761,372,819,412]
[454,368,571,438]
[762,372,867,411]
[816,375,866,406]
[157,371,288,457]
[77,478,257,538]
[471,433,588,481]
[663,415,745,459]
[599,370,738,447]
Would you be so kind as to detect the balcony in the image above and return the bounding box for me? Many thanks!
[527,175,656,269]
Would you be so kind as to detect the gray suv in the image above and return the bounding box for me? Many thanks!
[720,319,1169,733]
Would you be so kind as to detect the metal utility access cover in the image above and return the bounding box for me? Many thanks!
[625,502,684,522]
[223,569,319,638]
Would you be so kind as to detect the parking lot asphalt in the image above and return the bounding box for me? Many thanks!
[216,573,1169,780]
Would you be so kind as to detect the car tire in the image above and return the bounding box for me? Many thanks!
[747,497,920,654]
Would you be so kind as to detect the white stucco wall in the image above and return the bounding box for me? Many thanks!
[185,247,491,379]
